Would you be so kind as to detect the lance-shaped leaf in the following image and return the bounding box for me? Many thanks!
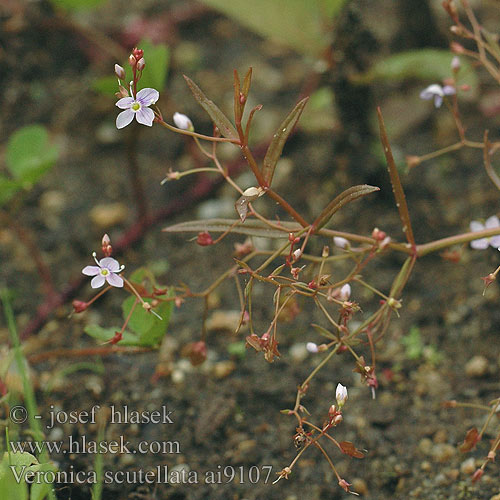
[184,75,239,140]
[262,97,308,185]
[313,184,380,230]
[163,218,301,239]
[377,107,415,248]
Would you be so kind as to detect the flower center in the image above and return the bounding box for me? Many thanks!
[131,102,141,112]
[100,268,110,276]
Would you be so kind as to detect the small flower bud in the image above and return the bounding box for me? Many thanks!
[197,231,213,246]
[339,284,351,301]
[136,57,146,71]
[128,54,136,67]
[72,300,89,313]
[338,478,352,493]
[333,414,343,425]
[333,236,349,249]
[114,64,126,80]
[173,112,194,131]
[322,245,329,258]
[336,383,348,408]
[102,234,112,256]
[471,468,483,483]
[292,249,302,261]
[372,227,386,241]
[132,48,144,60]
[451,56,461,72]
[306,342,319,353]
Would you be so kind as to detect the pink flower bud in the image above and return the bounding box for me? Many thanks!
[197,231,213,246]
[136,58,146,71]
[72,300,89,313]
[451,56,460,71]
[114,64,126,80]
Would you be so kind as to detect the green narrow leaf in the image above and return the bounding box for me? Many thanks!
[163,218,298,239]
[377,107,415,248]
[6,125,58,185]
[313,184,380,230]
[183,75,239,140]
[262,97,308,186]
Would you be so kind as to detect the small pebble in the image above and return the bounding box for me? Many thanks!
[90,203,128,228]
[351,478,368,496]
[213,360,236,379]
[465,355,489,378]
[460,457,476,475]
[289,343,308,362]
[431,443,455,463]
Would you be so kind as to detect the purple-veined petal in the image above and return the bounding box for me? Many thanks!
[489,235,500,248]
[470,238,489,250]
[116,97,134,109]
[434,95,443,108]
[136,88,159,106]
[442,85,456,96]
[485,215,500,229]
[99,257,120,272]
[91,275,106,288]
[82,265,100,276]
[116,109,135,129]
[106,273,124,288]
[135,107,155,126]
[470,220,485,232]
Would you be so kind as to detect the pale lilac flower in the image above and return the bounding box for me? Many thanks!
[306,342,319,353]
[336,383,348,408]
[82,252,124,288]
[339,284,351,301]
[420,84,456,108]
[173,112,194,131]
[333,236,349,249]
[470,216,500,249]
[116,88,159,129]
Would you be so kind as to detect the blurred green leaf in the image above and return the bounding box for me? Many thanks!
[93,39,169,95]
[197,0,347,57]
[0,176,22,207]
[355,50,478,89]
[5,125,58,187]
[401,326,424,360]
[50,0,105,9]
[262,97,308,186]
